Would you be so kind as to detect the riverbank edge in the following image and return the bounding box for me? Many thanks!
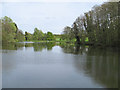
[1,40,120,48]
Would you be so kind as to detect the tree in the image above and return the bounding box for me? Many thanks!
[16,30,24,42]
[1,16,25,43]
[73,16,87,44]
[72,22,80,44]
[25,31,32,41]
[33,28,44,41]
[63,26,74,41]
[63,2,119,47]
[46,32,55,41]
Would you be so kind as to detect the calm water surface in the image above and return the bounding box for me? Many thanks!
[2,42,118,88]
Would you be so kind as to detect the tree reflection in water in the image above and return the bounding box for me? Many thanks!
[33,42,55,51]
[61,44,118,88]
[2,43,24,50]
[2,42,56,52]
[85,47,118,88]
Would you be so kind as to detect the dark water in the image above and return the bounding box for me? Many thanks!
[2,42,119,88]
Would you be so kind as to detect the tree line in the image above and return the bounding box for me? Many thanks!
[63,2,119,47]
[1,2,119,47]
[25,28,55,41]
[0,16,55,43]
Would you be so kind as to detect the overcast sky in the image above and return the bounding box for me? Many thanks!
[0,0,107,34]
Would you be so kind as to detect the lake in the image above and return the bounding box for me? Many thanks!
[2,42,118,88]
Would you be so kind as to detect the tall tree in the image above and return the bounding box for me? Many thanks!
[72,22,80,44]
[63,26,74,41]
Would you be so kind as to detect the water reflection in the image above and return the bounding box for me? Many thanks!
[61,44,118,88]
[2,42,119,88]
[2,43,24,50]
[33,42,55,51]
[2,42,56,51]
[60,43,88,55]
[85,47,118,88]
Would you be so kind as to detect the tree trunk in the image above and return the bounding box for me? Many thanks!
[76,36,80,44]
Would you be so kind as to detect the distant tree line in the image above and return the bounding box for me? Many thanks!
[1,16,55,43]
[63,2,119,47]
[25,28,55,41]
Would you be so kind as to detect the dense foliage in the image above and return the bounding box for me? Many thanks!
[25,28,55,41]
[63,2,119,47]
[1,16,24,43]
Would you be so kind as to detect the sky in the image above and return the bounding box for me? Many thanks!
[0,0,108,34]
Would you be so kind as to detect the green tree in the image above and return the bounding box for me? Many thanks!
[72,22,80,44]
[63,2,119,47]
[1,16,25,42]
[33,28,44,41]
[2,16,22,43]
[63,26,74,41]
[46,32,55,41]
[25,31,32,41]
[73,16,87,44]
[16,30,24,42]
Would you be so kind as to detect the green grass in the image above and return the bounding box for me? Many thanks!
[85,37,88,42]
[24,37,88,43]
